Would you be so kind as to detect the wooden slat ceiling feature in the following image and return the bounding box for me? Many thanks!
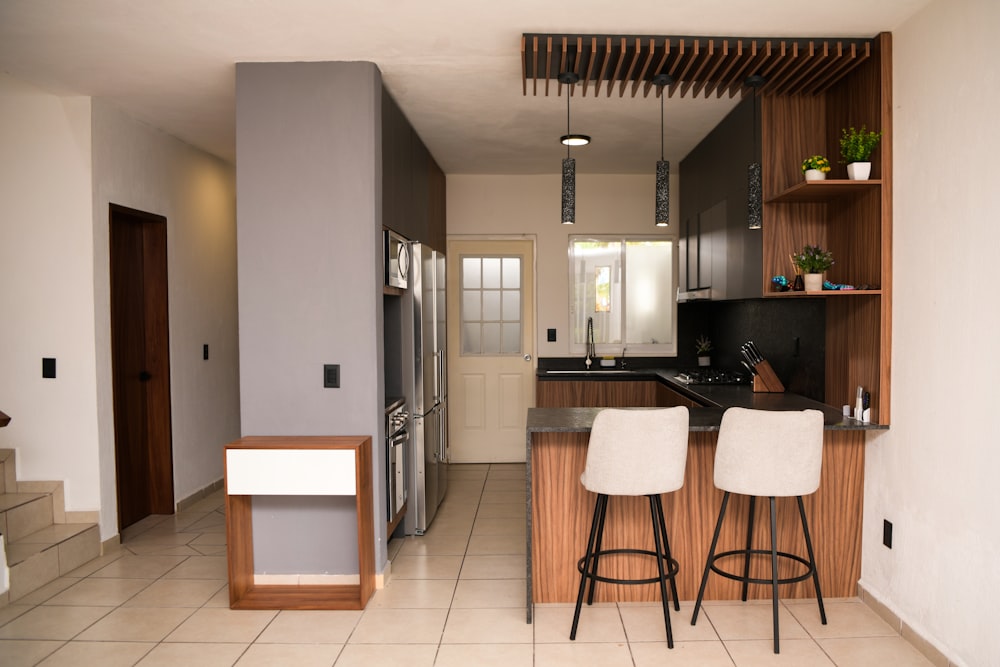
[521,34,873,98]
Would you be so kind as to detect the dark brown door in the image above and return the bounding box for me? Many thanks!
[110,204,174,531]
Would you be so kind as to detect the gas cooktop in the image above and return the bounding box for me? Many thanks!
[674,369,751,385]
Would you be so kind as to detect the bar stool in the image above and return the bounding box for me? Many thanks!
[570,407,689,647]
[691,407,827,654]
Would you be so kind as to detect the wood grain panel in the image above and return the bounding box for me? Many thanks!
[531,430,864,603]
[760,34,892,424]
[536,379,657,408]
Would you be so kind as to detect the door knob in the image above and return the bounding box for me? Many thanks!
[523,354,532,362]
[139,371,152,381]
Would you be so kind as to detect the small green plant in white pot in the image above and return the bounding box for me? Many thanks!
[792,244,834,292]
[839,125,883,180]
[695,335,713,367]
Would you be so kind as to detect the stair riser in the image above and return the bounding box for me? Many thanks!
[5,495,54,541]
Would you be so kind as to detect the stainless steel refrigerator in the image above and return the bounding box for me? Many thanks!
[409,242,448,534]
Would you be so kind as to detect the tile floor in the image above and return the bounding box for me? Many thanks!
[0,463,934,666]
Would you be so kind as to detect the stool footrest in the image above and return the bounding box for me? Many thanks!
[577,548,679,587]
[709,548,815,586]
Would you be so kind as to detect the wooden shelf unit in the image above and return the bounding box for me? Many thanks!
[224,436,375,610]
[760,32,893,424]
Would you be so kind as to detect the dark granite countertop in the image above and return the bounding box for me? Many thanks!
[533,368,886,431]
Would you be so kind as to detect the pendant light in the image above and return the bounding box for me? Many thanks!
[746,74,765,230]
[653,73,673,227]
[558,72,589,224]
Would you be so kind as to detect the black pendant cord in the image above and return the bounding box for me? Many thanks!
[566,86,571,160]
[660,88,665,161]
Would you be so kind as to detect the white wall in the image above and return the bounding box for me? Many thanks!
[0,76,239,541]
[861,1,1000,664]
[91,100,240,537]
[0,75,100,513]
[447,173,680,358]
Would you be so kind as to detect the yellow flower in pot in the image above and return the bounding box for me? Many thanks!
[801,155,831,181]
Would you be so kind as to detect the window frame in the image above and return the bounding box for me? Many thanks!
[567,235,678,357]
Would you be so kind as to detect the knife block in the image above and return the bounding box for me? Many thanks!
[752,360,785,393]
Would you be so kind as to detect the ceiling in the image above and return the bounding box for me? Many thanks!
[0,0,929,174]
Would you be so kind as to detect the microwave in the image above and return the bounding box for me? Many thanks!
[384,229,410,289]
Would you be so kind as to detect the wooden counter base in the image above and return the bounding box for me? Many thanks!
[530,429,863,607]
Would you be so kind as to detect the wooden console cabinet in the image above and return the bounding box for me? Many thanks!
[224,436,375,610]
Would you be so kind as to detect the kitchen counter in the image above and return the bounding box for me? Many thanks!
[536,367,887,430]
[524,385,875,622]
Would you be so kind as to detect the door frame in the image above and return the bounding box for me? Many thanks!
[446,235,537,463]
[109,203,175,530]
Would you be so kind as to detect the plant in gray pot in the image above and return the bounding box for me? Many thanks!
[792,245,835,292]
[839,125,883,180]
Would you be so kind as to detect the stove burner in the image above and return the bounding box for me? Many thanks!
[675,369,750,385]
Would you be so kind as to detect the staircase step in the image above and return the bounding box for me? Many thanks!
[0,449,104,604]
[0,492,53,541]
[4,524,101,602]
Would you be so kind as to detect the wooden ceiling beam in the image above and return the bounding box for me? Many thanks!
[680,39,715,97]
[630,38,657,98]
[690,40,729,98]
[705,39,743,97]
[521,33,875,98]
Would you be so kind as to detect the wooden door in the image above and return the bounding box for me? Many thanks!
[110,204,174,530]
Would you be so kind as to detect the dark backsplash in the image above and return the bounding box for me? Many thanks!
[538,297,827,403]
[679,298,826,401]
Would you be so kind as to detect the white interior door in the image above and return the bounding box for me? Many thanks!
[447,239,535,463]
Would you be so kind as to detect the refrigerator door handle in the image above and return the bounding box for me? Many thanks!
[435,350,444,403]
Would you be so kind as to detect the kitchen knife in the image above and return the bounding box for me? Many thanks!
[748,341,765,363]
[741,360,758,376]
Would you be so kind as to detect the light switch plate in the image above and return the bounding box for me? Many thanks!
[324,364,340,388]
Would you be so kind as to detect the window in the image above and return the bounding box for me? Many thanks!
[460,255,522,355]
[569,236,676,355]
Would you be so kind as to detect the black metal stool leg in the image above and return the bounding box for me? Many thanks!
[586,494,610,605]
[797,496,827,624]
[571,493,605,640]
[769,496,780,654]
[648,495,674,648]
[692,491,731,625]
[653,494,680,611]
[741,495,756,602]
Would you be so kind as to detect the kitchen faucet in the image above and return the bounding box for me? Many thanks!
[585,317,595,369]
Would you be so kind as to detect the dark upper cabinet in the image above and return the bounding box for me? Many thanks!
[381,89,445,250]
[679,96,762,301]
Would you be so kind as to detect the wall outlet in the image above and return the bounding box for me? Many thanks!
[883,519,893,548]
[324,364,340,388]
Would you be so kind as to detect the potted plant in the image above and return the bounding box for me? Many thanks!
[695,335,713,367]
[801,155,831,181]
[792,244,834,292]
[839,125,883,180]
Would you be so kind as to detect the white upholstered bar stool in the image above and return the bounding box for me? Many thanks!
[570,407,689,647]
[690,407,827,654]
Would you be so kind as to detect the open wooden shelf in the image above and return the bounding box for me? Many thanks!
[767,179,881,203]
[765,289,882,298]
